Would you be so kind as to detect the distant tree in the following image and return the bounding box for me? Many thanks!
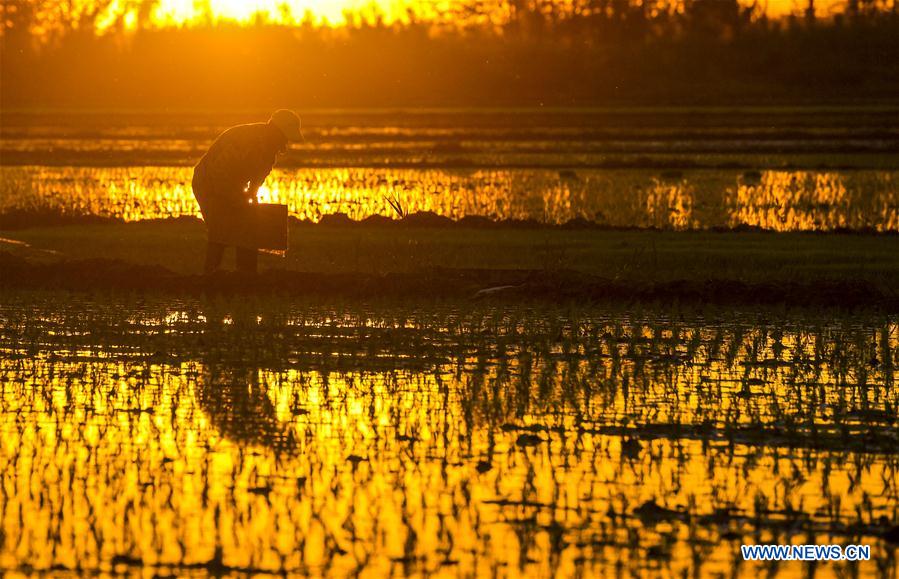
[805,0,816,23]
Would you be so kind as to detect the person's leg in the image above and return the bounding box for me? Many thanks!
[236,247,258,274]
[204,242,226,274]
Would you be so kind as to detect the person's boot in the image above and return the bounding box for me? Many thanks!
[236,247,258,274]
[204,242,226,274]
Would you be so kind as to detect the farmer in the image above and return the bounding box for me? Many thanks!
[192,109,304,274]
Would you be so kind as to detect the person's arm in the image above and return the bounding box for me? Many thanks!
[246,178,263,203]
[245,160,274,202]
[245,174,269,203]
[247,148,274,203]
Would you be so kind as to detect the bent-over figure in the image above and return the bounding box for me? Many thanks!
[192,109,303,273]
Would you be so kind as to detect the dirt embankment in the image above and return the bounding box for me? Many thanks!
[2,209,896,236]
[2,251,895,311]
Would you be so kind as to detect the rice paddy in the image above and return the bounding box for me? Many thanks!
[2,109,898,577]
[1,293,897,576]
[2,166,897,230]
[3,108,898,231]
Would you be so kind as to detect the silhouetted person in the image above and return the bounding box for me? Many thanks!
[192,109,304,274]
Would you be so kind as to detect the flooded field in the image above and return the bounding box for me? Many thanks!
[1,293,897,576]
[2,109,898,231]
[2,166,897,231]
[2,109,897,576]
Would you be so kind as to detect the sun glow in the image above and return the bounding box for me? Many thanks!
[146,0,425,26]
[71,0,842,34]
[140,0,840,27]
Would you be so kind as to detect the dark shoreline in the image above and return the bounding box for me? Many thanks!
[2,211,897,236]
[3,252,895,312]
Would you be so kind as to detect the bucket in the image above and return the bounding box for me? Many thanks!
[250,203,289,251]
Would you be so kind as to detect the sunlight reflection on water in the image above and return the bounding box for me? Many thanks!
[1,166,896,231]
[1,295,897,576]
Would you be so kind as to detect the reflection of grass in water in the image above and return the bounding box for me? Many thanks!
[0,292,897,575]
[2,165,897,231]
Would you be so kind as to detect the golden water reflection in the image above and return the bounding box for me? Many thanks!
[1,295,897,575]
[2,166,896,231]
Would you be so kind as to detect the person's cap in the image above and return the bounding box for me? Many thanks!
[269,109,305,142]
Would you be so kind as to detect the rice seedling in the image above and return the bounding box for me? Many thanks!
[0,291,896,576]
[2,165,896,231]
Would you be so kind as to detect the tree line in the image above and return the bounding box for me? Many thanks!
[1,0,897,108]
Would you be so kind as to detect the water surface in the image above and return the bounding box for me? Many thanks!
[2,166,896,231]
[1,294,896,576]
